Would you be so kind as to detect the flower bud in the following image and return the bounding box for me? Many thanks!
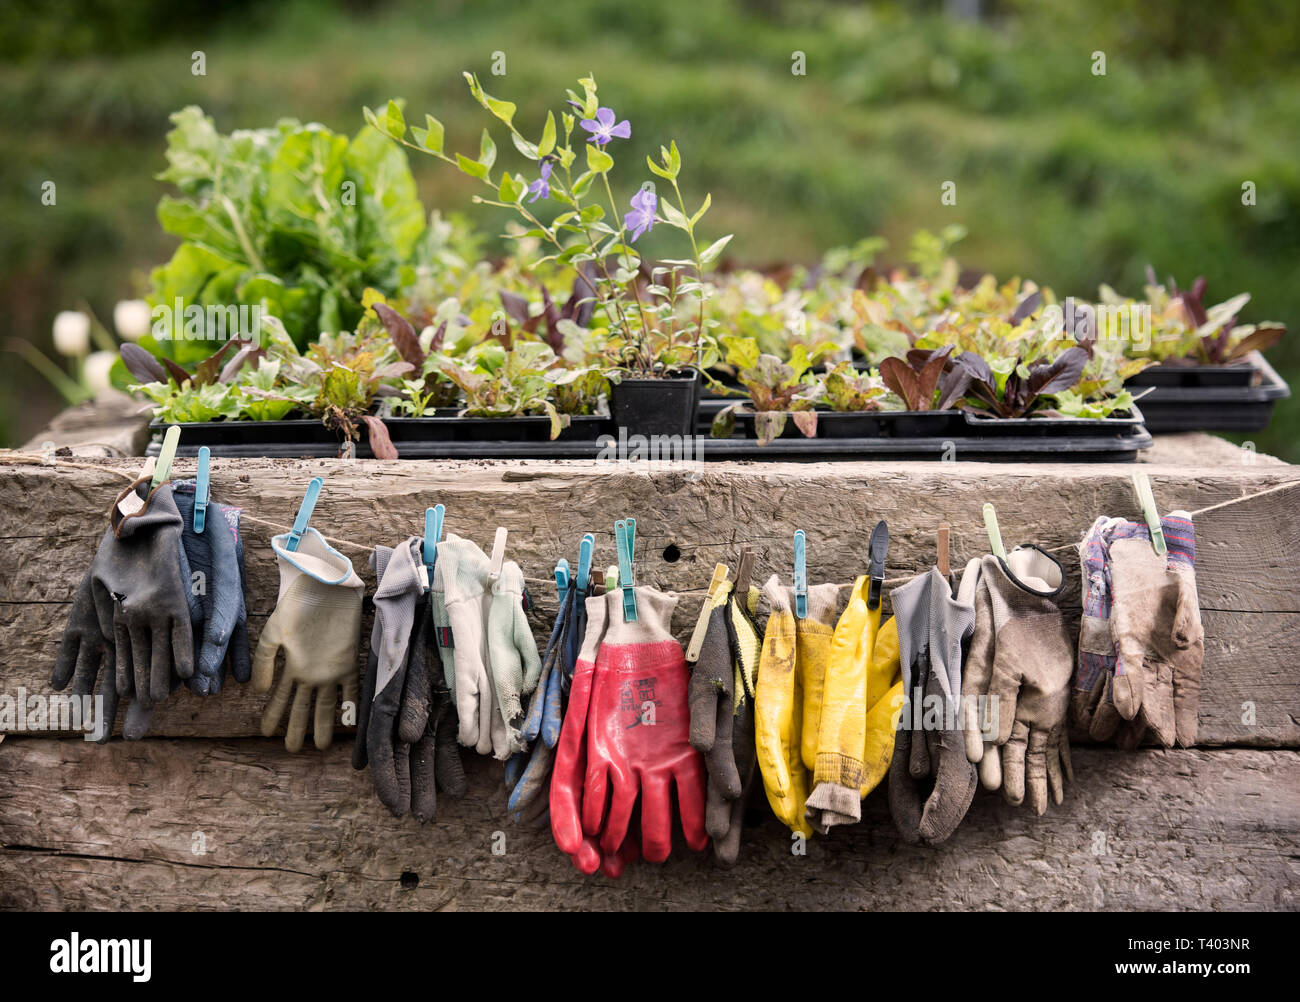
[52,310,91,357]
[114,299,151,341]
[84,350,117,394]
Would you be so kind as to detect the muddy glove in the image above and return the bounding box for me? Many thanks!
[754,577,839,838]
[806,575,904,833]
[488,561,543,755]
[253,527,363,752]
[1107,514,1204,747]
[581,587,708,863]
[438,534,510,759]
[172,480,250,696]
[960,548,1074,815]
[352,545,395,771]
[54,479,195,741]
[690,592,742,802]
[550,593,642,877]
[888,567,977,845]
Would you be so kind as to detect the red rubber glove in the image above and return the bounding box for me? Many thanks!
[550,592,642,877]
[581,587,708,863]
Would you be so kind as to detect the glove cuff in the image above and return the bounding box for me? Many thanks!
[805,780,861,832]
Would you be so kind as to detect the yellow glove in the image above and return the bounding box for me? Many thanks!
[754,576,839,838]
[861,614,904,798]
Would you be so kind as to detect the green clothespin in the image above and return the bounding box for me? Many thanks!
[604,565,619,592]
[192,446,211,534]
[983,503,1007,560]
[616,518,637,622]
[576,534,595,595]
[1132,471,1167,556]
[424,505,444,570]
[151,425,181,488]
[286,477,323,553]
[555,558,571,600]
[793,530,808,619]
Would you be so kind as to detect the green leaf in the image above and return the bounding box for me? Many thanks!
[510,131,539,161]
[698,234,734,266]
[571,171,595,198]
[498,172,525,204]
[578,203,605,223]
[668,141,682,176]
[385,100,406,140]
[456,154,489,180]
[660,201,689,228]
[538,112,557,157]
[586,144,614,174]
[691,193,711,227]
[557,146,576,170]
[647,155,674,181]
[479,129,497,172]
[421,115,444,153]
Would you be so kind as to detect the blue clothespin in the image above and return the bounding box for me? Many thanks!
[192,446,211,534]
[555,558,571,600]
[151,425,181,488]
[424,504,444,570]
[286,477,323,553]
[867,520,889,610]
[576,533,595,595]
[616,518,637,622]
[793,529,808,619]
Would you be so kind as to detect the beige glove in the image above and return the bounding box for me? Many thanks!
[960,548,1074,814]
[253,528,364,752]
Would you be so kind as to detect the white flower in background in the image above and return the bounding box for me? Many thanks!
[83,350,117,394]
[52,310,90,357]
[113,299,151,341]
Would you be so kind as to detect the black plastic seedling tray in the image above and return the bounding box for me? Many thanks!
[148,407,1152,462]
[1122,352,1290,433]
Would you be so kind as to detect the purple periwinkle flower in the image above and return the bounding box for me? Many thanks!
[625,186,657,241]
[580,107,631,146]
[527,160,553,203]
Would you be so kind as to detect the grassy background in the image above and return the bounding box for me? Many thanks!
[3,0,1298,456]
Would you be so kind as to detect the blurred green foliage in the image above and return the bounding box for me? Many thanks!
[2,0,1297,456]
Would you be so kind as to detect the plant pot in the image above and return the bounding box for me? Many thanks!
[733,409,820,442]
[610,370,700,438]
[1122,351,1290,432]
[817,410,965,439]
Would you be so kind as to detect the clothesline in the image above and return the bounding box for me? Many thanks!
[8,449,1297,594]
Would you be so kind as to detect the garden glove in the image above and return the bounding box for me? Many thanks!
[581,587,708,863]
[806,576,904,833]
[172,479,251,696]
[437,534,510,759]
[960,548,1074,815]
[1108,514,1204,747]
[488,560,543,755]
[888,567,977,845]
[253,527,363,752]
[550,592,642,877]
[352,545,395,771]
[690,589,742,802]
[753,577,839,838]
[54,478,195,742]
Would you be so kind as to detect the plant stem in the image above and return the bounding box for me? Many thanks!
[600,173,653,375]
[670,179,706,368]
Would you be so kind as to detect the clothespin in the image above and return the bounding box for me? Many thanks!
[555,558,571,600]
[489,527,508,578]
[793,530,808,619]
[615,518,637,622]
[1132,471,1167,556]
[735,549,757,613]
[937,521,950,577]
[576,534,595,595]
[285,477,323,553]
[424,504,444,570]
[686,563,731,662]
[193,447,211,534]
[983,503,1007,560]
[867,520,889,610]
[150,425,181,488]
[604,565,619,592]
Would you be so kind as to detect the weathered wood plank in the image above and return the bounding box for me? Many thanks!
[2,457,1298,744]
[0,739,1294,911]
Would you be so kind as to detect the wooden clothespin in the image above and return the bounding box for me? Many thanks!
[793,530,808,619]
[867,520,889,610]
[615,518,637,622]
[192,447,211,534]
[686,563,731,662]
[285,477,323,553]
[983,503,1007,560]
[735,549,758,613]
[937,521,950,577]
[576,534,595,595]
[1131,471,1167,556]
[489,527,508,578]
